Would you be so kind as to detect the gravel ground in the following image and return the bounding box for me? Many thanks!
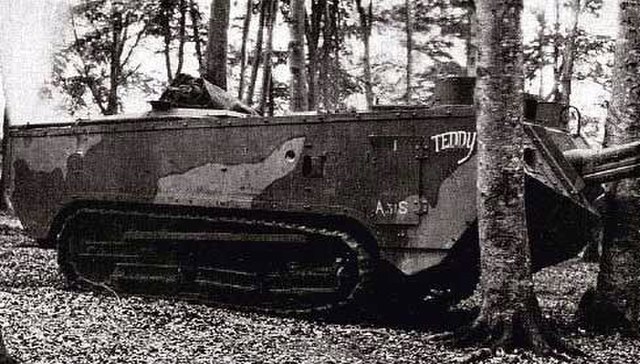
[1,212,639,363]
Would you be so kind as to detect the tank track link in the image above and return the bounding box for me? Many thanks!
[57,207,376,315]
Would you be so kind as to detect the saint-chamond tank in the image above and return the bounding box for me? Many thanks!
[8,76,638,313]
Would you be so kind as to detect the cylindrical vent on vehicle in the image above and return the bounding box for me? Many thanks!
[434,77,476,105]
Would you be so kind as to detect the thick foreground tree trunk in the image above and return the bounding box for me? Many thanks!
[457,0,571,355]
[204,0,230,89]
[288,0,308,112]
[577,0,640,335]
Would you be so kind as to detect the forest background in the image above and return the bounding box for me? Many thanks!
[0,0,620,143]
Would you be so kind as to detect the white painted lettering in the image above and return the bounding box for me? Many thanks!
[430,130,477,165]
[375,201,385,215]
[398,201,409,214]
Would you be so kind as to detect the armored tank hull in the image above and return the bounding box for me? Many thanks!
[8,104,598,312]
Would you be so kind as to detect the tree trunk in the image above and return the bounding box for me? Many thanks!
[0,106,14,214]
[259,0,277,114]
[465,3,478,77]
[577,0,640,335]
[246,0,267,106]
[175,0,187,77]
[107,1,124,115]
[288,0,308,112]
[462,0,566,354]
[204,0,230,89]
[318,0,340,112]
[405,0,413,103]
[161,0,174,82]
[189,0,204,70]
[305,0,325,110]
[536,9,547,98]
[550,0,561,101]
[356,0,373,109]
[238,0,253,100]
[558,0,581,104]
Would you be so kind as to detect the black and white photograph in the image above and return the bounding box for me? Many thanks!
[0,0,639,362]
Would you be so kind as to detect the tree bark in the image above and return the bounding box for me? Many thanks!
[259,0,277,114]
[204,0,230,89]
[238,0,253,100]
[288,0,308,112]
[107,1,124,115]
[246,0,267,106]
[462,0,567,354]
[161,0,174,82]
[175,0,187,77]
[536,9,546,98]
[405,0,413,103]
[318,0,340,112]
[558,0,581,104]
[305,0,325,110]
[189,0,204,70]
[550,0,561,101]
[356,0,373,109]
[465,2,478,77]
[577,0,640,335]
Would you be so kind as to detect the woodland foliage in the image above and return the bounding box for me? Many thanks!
[49,0,615,116]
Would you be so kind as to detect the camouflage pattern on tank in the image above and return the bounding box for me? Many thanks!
[9,105,596,276]
[7,100,606,312]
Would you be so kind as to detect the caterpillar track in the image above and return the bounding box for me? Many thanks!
[56,207,377,314]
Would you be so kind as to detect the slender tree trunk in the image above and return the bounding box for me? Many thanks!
[161,0,174,82]
[189,0,204,70]
[204,0,230,89]
[550,0,561,101]
[246,0,267,105]
[0,106,14,214]
[356,0,373,109]
[405,0,413,103]
[107,1,124,115]
[175,0,187,77]
[288,0,308,112]
[577,0,640,335]
[318,0,340,112]
[306,0,325,110]
[536,10,546,97]
[558,0,581,104]
[238,0,253,100]
[461,0,567,353]
[465,3,478,77]
[259,0,278,113]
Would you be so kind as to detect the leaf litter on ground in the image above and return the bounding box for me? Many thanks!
[0,211,639,363]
